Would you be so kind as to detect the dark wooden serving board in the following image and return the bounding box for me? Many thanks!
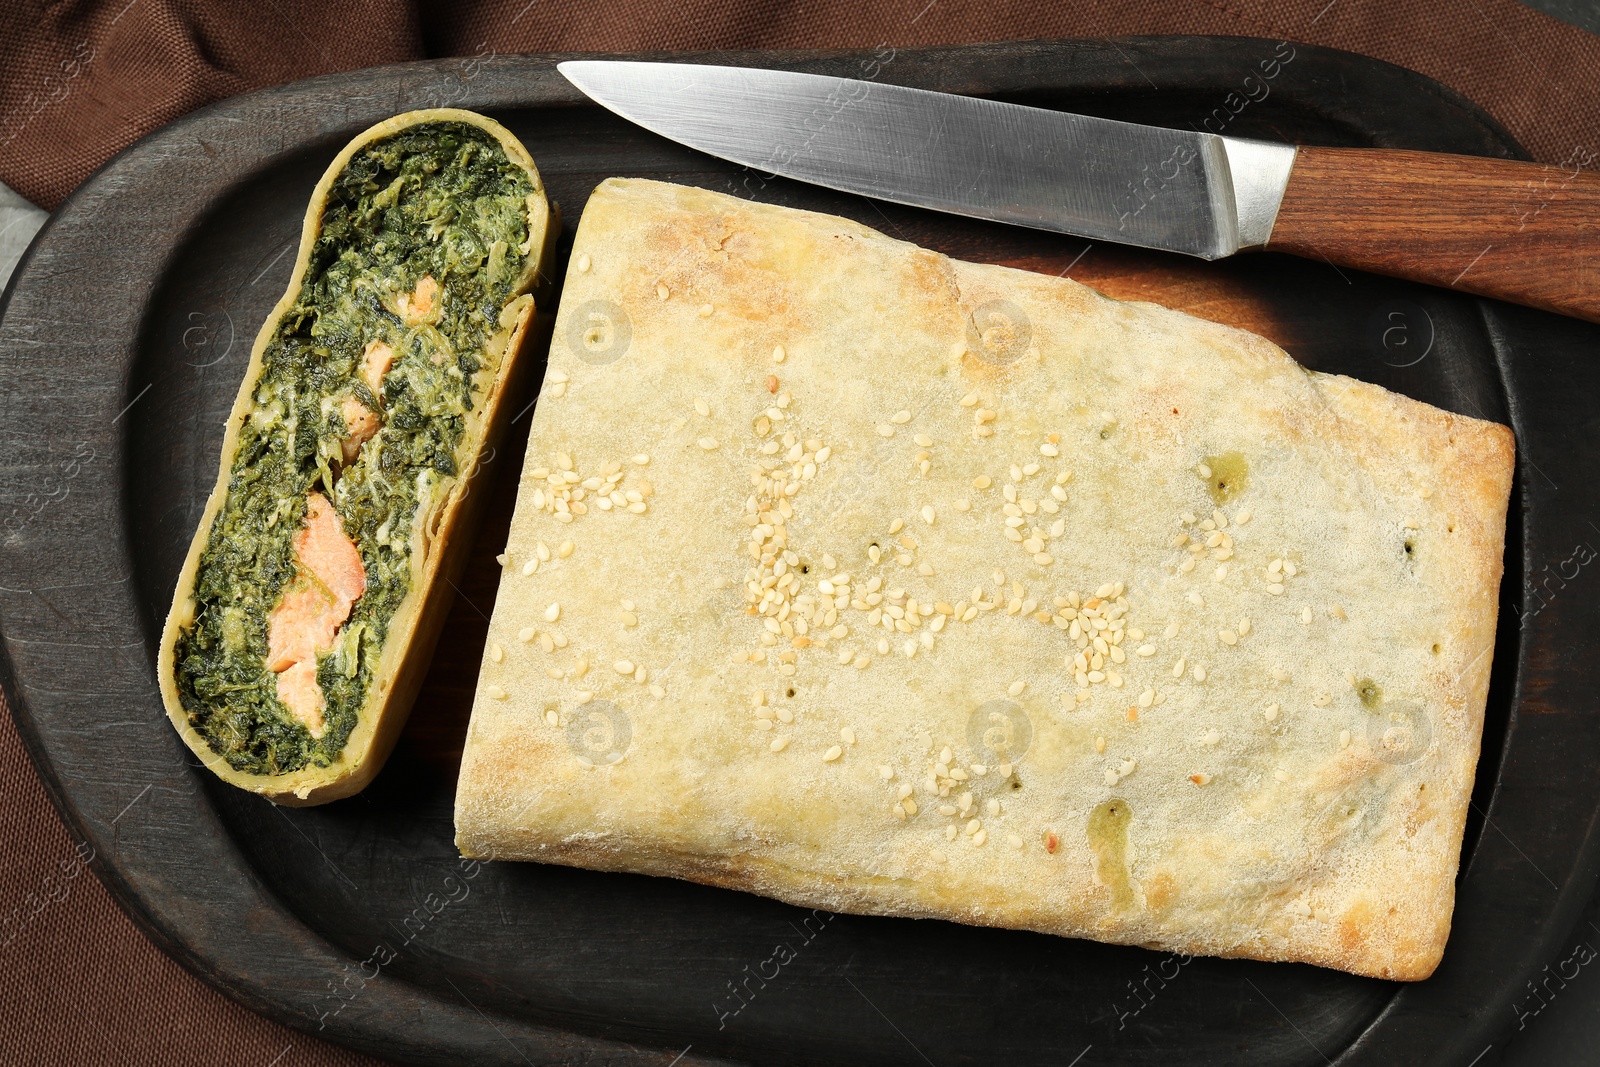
[2,37,1597,1067]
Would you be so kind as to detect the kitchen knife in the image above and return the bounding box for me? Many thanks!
[559,60,1600,324]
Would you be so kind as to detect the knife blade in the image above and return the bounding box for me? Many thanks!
[558,60,1294,261]
[559,60,1600,325]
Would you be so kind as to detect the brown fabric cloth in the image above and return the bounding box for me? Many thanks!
[1,0,1598,210]
[0,1,1595,1064]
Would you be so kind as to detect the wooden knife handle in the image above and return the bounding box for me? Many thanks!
[1266,146,1600,323]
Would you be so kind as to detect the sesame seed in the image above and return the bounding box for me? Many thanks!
[697,436,718,451]
[770,736,790,752]
[776,707,794,723]
[1219,630,1238,645]
[1193,665,1207,682]
[544,602,561,622]
[1268,583,1286,595]
[945,824,958,841]
[648,684,666,698]
[1340,729,1351,748]
[694,398,711,417]
[614,659,634,675]
[1313,693,1332,707]
[1236,509,1252,525]
[1008,833,1024,849]
[656,282,670,300]
[1172,658,1186,678]
[879,764,895,779]
[1271,667,1289,681]
[1331,604,1347,619]
[773,344,786,363]
[1301,606,1313,624]
[558,541,574,558]
[823,745,843,762]
[485,684,507,700]
[959,390,979,407]
[698,303,714,317]
[1040,443,1059,457]
[1007,680,1026,696]
[876,424,895,438]
[539,633,555,653]
[1274,768,1290,782]
[1264,703,1279,721]
[889,518,905,535]
[1198,463,1212,478]
[972,829,988,847]
[1238,618,1251,637]
[921,505,936,524]
[1190,773,1212,786]
[489,643,504,664]
[575,691,593,705]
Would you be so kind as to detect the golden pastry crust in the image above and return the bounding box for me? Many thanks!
[454,179,1513,979]
[158,109,559,805]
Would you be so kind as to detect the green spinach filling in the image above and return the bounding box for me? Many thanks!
[174,122,535,776]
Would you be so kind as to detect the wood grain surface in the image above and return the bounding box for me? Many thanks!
[1269,146,1600,322]
[0,39,1595,1067]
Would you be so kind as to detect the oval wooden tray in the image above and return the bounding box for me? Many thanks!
[2,38,1596,1067]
